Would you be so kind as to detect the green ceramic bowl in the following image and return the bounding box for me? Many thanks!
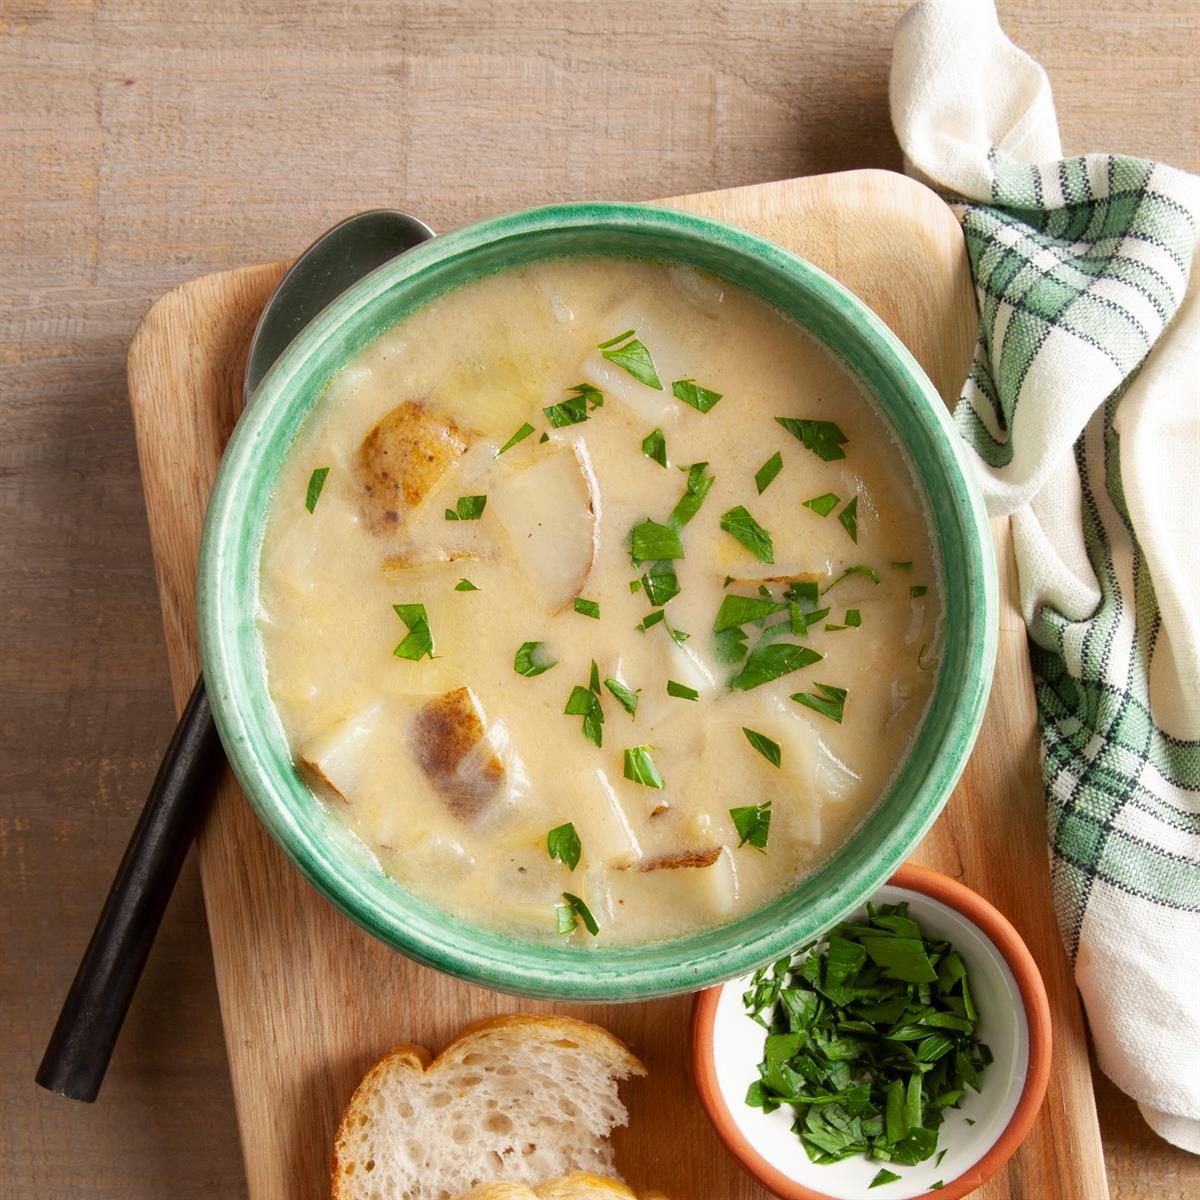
[198,202,998,1002]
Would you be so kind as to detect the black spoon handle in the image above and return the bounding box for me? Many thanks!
[36,675,223,1102]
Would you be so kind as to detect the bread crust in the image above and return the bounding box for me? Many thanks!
[331,1015,646,1200]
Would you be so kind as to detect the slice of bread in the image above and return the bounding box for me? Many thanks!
[331,1015,647,1200]
[453,1172,668,1200]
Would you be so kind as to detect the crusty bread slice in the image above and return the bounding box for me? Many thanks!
[453,1174,668,1200]
[331,1015,647,1200]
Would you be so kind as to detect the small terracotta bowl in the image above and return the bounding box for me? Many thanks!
[692,863,1051,1200]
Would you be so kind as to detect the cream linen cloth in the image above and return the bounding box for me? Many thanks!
[890,0,1200,1151]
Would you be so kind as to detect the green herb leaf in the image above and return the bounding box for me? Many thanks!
[558,891,599,936]
[543,392,589,428]
[445,494,487,521]
[623,745,665,789]
[637,609,666,631]
[305,466,330,513]
[755,451,784,495]
[802,492,840,517]
[844,609,862,627]
[775,417,848,461]
[742,727,781,767]
[640,560,680,606]
[547,822,582,871]
[497,422,536,454]
[589,659,601,694]
[597,327,635,349]
[565,683,604,748]
[870,1168,902,1188]
[539,432,550,443]
[630,518,685,566]
[668,624,689,645]
[574,597,600,619]
[790,682,847,723]
[513,640,556,677]
[667,679,699,701]
[392,603,435,661]
[713,625,749,665]
[911,585,929,599]
[823,564,882,593]
[604,677,639,717]
[731,801,772,850]
[672,378,722,413]
[713,593,787,632]
[601,336,662,389]
[668,461,715,529]
[720,505,774,564]
[642,427,668,467]
[892,560,913,571]
[730,642,822,691]
[838,495,859,543]
[454,578,479,592]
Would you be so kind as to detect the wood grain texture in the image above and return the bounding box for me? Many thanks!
[126,169,1102,1200]
[4,2,1197,1199]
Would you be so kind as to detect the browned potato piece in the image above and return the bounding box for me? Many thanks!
[412,687,504,820]
[638,848,721,871]
[357,401,467,533]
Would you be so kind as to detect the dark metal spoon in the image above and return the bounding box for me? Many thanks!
[37,210,435,1103]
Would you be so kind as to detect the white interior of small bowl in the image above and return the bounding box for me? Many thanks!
[707,883,1029,1198]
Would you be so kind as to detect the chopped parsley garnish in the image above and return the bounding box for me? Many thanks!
[720,505,774,564]
[623,745,665,789]
[731,802,772,849]
[802,491,840,517]
[672,378,722,413]
[513,640,556,677]
[630,518,685,566]
[838,495,859,543]
[565,682,604,748]
[604,677,639,717]
[667,679,699,701]
[743,901,991,1172]
[574,597,600,619]
[870,1169,902,1188]
[755,451,784,494]
[539,432,550,443]
[668,461,715,528]
[638,609,666,631]
[454,578,479,592]
[742,727,781,767]
[544,383,602,427]
[497,422,536,454]
[629,579,641,593]
[547,822,581,871]
[640,560,680,606]
[444,494,487,521]
[775,416,848,461]
[730,642,821,691]
[891,560,913,571]
[392,603,435,661]
[823,564,881,593]
[589,659,601,694]
[911,585,929,599]
[713,593,786,632]
[642,427,668,467]
[600,333,662,390]
[557,891,599,936]
[845,609,862,626]
[305,466,330,513]
[791,682,847,723]
[668,624,689,645]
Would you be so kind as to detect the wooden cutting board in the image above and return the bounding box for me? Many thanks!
[127,169,1108,1200]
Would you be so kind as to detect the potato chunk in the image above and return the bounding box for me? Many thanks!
[357,401,467,533]
[412,687,505,820]
[489,444,599,612]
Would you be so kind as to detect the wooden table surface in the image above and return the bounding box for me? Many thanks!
[2,3,1196,1197]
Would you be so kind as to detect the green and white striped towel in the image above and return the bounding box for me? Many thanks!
[891,0,1200,1150]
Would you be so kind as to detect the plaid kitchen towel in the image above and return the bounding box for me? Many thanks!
[891,0,1200,1150]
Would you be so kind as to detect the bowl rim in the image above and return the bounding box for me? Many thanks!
[198,200,999,1000]
[690,862,1053,1200]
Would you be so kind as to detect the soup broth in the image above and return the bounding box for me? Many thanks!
[257,257,941,945]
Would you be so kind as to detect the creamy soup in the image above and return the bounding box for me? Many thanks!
[257,257,941,945]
